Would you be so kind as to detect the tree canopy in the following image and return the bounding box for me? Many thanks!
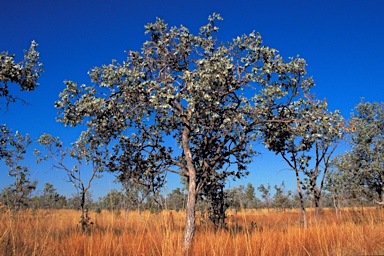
[332,101,384,204]
[55,13,315,252]
[0,41,42,210]
[0,41,43,109]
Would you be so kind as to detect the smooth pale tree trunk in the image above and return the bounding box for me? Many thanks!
[181,126,197,255]
[182,174,197,255]
[295,170,307,228]
[332,194,341,219]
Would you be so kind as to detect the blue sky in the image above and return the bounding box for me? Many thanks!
[1,0,383,199]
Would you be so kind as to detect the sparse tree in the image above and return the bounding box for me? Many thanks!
[143,191,165,212]
[332,101,384,206]
[0,42,42,209]
[262,95,344,226]
[54,14,314,252]
[35,133,103,232]
[102,189,125,211]
[245,183,258,209]
[0,41,43,109]
[67,192,93,211]
[272,181,292,211]
[0,132,37,210]
[226,185,247,212]
[117,169,160,214]
[167,187,187,211]
[39,182,61,209]
[257,183,271,211]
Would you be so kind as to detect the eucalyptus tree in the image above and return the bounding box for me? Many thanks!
[262,95,344,226]
[225,184,250,212]
[332,101,384,206]
[167,188,187,211]
[0,42,42,210]
[245,183,258,209]
[0,131,37,210]
[35,133,103,232]
[39,182,61,209]
[0,40,43,109]
[102,189,125,211]
[54,14,314,252]
[272,181,292,211]
[116,160,163,213]
[257,183,271,211]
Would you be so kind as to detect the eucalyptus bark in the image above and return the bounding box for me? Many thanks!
[181,126,197,255]
[183,174,197,255]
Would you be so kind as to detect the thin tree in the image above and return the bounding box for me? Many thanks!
[332,101,384,206]
[1,132,37,211]
[35,133,103,232]
[0,41,42,210]
[262,95,344,226]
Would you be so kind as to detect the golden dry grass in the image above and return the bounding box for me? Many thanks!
[1,207,384,255]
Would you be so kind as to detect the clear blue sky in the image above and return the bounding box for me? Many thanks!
[1,0,383,199]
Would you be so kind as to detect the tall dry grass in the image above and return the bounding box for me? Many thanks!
[1,207,384,255]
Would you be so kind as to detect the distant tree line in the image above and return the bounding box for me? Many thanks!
[1,179,376,214]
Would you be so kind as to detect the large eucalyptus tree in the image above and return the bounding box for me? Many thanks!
[55,14,313,253]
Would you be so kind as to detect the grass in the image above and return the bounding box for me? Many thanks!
[1,207,384,255]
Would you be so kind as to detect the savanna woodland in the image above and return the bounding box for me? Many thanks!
[1,14,384,255]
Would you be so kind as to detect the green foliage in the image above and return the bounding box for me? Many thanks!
[167,187,187,211]
[257,183,271,210]
[117,172,162,212]
[66,192,93,210]
[102,189,125,211]
[0,43,42,208]
[37,182,66,209]
[0,41,43,109]
[35,133,104,193]
[35,133,102,232]
[331,101,384,204]
[54,13,316,247]
[0,131,37,210]
[55,12,312,200]
[226,183,259,211]
[262,93,344,220]
[272,181,292,211]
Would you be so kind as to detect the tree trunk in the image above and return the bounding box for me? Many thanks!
[181,125,197,255]
[314,188,321,224]
[182,176,197,255]
[80,191,88,232]
[381,185,384,204]
[295,170,307,228]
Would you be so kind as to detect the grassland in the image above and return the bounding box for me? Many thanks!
[1,207,384,255]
